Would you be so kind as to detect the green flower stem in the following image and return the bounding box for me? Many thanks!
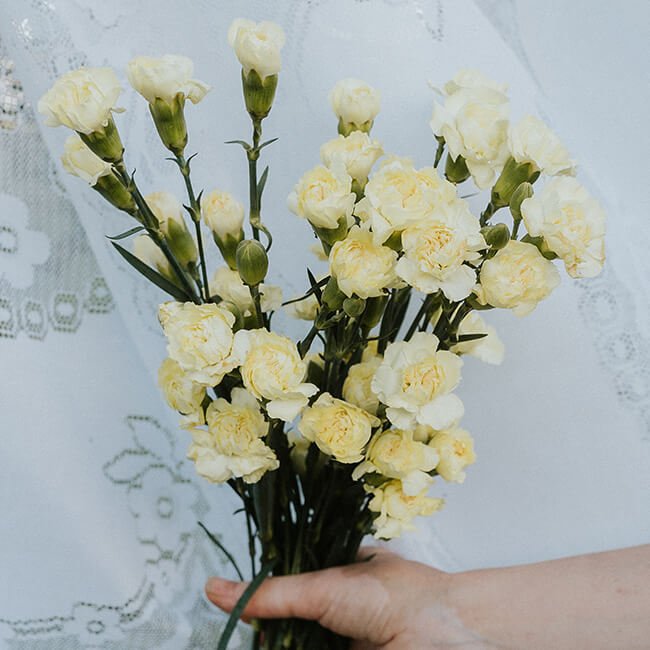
[175,153,211,301]
[404,293,438,341]
[112,161,201,303]
[479,201,498,226]
[248,284,266,328]
[247,118,263,242]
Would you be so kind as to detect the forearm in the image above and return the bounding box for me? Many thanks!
[449,545,650,649]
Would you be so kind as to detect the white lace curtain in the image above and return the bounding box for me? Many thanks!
[0,1,648,648]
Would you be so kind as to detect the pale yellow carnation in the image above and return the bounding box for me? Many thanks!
[228,19,286,79]
[329,78,381,128]
[508,115,575,177]
[187,388,278,484]
[429,426,476,483]
[127,55,210,104]
[372,332,464,430]
[355,158,458,243]
[396,200,484,300]
[329,226,398,299]
[430,69,510,189]
[231,328,318,421]
[353,428,439,496]
[287,163,356,230]
[61,134,112,185]
[521,177,605,279]
[211,266,282,317]
[320,131,383,182]
[451,312,504,365]
[158,357,206,417]
[38,67,123,134]
[299,393,379,463]
[342,355,382,415]
[478,240,560,316]
[366,479,444,539]
[158,301,237,385]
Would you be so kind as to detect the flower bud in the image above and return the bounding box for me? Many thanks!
[94,174,137,215]
[79,116,124,163]
[444,153,470,184]
[343,297,366,319]
[330,78,380,135]
[509,182,533,222]
[146,192,197,269]
[241,69,278,121]
[236,239,268,286]
[201,190,245,269]
[322,276,345,311]
[481,223,511,250]
[133,234,174,281]
[491,157,539,208]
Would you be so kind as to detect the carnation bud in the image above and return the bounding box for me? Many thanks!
[149,94,188,155]
[509,182,534,222]
[322,277,345,310]
[94,174,137,215]
[78,116,124,163]
[343,297,366,318]
[491,157,540,208]
[242,69,278,121]
[481,223,511,250]
[236,239,268,286]
[444,153,470,184]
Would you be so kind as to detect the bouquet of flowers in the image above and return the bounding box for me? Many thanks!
[38,17,606,650]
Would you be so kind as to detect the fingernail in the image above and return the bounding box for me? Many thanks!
[205,577,228,595]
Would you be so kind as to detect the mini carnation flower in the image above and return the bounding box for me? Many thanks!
[211,266,282,317]
[287,163,356,230]
[158,301,238,385]
[286,292,320,321]
[478,240,561,316]
[187,388,278,484]
[521,177,606,279]
[133,234,173,279]
[508,115,575,177]
[343,354,383,415]
[451,312,504,365]
[126,55,210,105]
[430,69,510,189]
[228,19,286,79]
[38,67,123,135]
[396,200,485,301]
[353,428,439,496]
[429,426,476,483]
[329,78,381,131]
[355,158,458,244]
[371,332,464,430]
[201,190,245,239]
[365,479,444,539]
[329,226,398,299]
[158,357,206,419]
[231,329,318,422]
[298,393,380,463]
[320,131,383,182]
[61,134,113,185]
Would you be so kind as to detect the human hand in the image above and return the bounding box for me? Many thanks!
[205,547,487,649]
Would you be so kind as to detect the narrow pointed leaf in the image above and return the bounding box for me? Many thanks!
[198,522,244,581]
[258,137,279,150]
[257,166,269,197]
[111,241,190,301]
[453,332,488,343]
[106,226,145,241]
[217,560,277,650]
[224,139,251,151]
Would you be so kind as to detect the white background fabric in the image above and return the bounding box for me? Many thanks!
[0,1,648,647]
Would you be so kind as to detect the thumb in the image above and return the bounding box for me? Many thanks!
[205,571,335,623]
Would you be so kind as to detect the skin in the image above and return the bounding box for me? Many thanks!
[205,544,650,649]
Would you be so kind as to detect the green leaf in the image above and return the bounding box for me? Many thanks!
[453,332,488,343]
[198,522,244,581]
[111,241,190,302]
[224,139,251,151]
[217,560,277,650]
[281,274,329,307]
[257,166,269,198]
[106,226,145,241]
[258,137,279,151]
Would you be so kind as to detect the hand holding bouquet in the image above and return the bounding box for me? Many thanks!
[40,17,605,649]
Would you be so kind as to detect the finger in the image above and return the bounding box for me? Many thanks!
[205,571,334,623]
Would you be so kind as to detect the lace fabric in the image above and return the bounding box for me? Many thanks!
[0,1,648,647]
